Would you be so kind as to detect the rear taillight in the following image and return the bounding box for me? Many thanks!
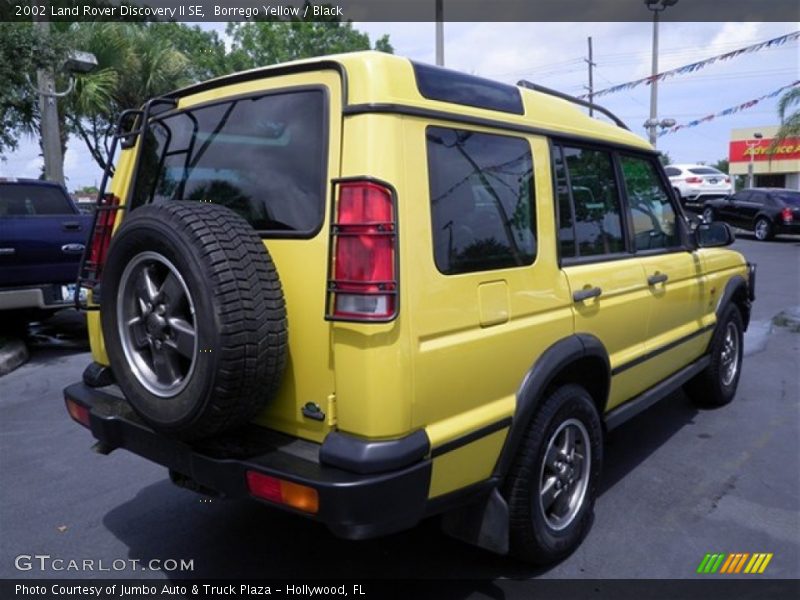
[86,193,121,281]
[724,177,731,184]
[685,176,703,184]
[782,207,793,223]
[245,471,319,514]
[327,180,398,321]
[65,398,90,428]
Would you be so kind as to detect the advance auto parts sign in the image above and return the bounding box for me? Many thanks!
[729,137,800,162]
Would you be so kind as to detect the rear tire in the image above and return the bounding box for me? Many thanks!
[702,206,715,223]
[684,304,743,407]
[504,384,603,564]
[754,217,773,241]
[100,202,287,440]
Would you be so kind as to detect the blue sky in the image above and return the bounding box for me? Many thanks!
[1,21,797,189]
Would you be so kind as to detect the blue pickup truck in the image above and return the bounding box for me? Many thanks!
[0,179,93,323]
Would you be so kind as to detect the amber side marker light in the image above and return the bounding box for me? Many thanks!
[245,471,319,514]
[65,398,91,428]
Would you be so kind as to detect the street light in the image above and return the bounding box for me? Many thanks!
[644,0,679,148]
[747,132,763,188]
[29,34,98,185]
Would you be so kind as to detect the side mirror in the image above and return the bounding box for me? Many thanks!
[695,221,735,248]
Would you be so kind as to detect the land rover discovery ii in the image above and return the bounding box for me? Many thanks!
[64,52,755,563]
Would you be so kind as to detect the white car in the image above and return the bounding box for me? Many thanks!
[665,164,732,209]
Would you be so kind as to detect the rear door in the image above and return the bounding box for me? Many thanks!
[0,182,88,286]
[553,143,652,410]
[618,153,709,383]
[122,70,343,443]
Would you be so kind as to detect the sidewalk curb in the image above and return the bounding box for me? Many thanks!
[0,338,29,377]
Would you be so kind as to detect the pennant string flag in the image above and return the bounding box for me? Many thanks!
[658,81,800,137]
[580,31,799,100]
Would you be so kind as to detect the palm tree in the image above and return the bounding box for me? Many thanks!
[64,23,191,171]
[771,87,800,147]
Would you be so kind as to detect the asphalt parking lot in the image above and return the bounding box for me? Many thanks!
[1,236,798,591]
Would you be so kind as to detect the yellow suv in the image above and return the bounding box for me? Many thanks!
[64,51,755,564]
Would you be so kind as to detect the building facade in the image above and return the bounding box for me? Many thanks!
[729,125,800,190]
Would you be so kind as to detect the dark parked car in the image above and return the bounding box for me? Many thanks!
[702,188,800,241]
[0,178,92,322]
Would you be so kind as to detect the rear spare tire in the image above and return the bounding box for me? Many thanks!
[100,201,287,439]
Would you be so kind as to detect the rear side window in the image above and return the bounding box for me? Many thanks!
[0,185,74,216]
[131,89,327,235]
[413,62,524,115]
[664,167,680,177]
[426,127,536,275]
[558,146,625,258]
[620,155,680,251]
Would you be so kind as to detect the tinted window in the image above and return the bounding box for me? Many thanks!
[427,127,536,275]
[414,62,524,115]
[561,146,625,257]
[552,146,576,258]
[777,192,800,207]
[749,192,767,205]
[0,184,73,216]
[732,191,752,202]
[664,167,680,177]
[132,90,326,234]
[620,155,680,251]
[688,167,722,175]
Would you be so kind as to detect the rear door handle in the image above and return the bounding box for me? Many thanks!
[573,287,602,303]
[647,273,669,286]
[62,221,81,231]
[61,243,85,254]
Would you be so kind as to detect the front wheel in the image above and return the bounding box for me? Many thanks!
[684,304,744,407]
[504,384,603,564]
[754,217,774,241]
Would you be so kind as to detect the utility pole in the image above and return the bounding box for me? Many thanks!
[584,36,595,116]
[435,0,444,66]
[33,11,65,185]
[644,0,678,148]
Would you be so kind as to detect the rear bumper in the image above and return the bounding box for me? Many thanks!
[775,221,800,235]
[63,382,432,540]
[0,284,72,311]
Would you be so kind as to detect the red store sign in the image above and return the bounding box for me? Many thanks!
[729,137,800,162]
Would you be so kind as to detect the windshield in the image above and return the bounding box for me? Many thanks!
[131,89,327,235]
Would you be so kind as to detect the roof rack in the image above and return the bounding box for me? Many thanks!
[516,80,630,131]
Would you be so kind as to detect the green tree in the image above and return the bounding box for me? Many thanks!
[712,158,729,174]
[0,23,65,158]
[773,87,800,146]
[226,18,393,71]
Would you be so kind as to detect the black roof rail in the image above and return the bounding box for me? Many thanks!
[516,80,630,131]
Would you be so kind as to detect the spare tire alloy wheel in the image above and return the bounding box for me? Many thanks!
[118,251,197,397]
[101,202,287,440]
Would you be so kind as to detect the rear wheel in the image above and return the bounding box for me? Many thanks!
[504,384,602,564]
[754,217,773,241]
[702,206,715,223]
[684,304,743,407]
[100,202,288,440]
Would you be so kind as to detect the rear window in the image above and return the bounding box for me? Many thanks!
[688,167,722,175]
[131,89,327,235]
[777,193,800,206]
[0,184,74,216]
